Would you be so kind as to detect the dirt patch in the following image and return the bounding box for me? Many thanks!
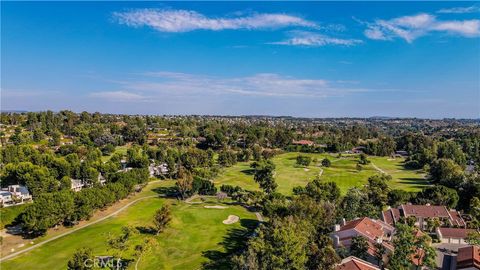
[222,215,239,225]
[303,168,310,171]
[204,205,228,209]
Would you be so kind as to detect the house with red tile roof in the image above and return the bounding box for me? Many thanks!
[335,256,380,270]
[437,228,478,245]
[456,245,480,270]
[292,139,314,146]
[332,217,395,264]
[381,204,466,230]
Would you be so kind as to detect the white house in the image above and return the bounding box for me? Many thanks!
[98,173,107,186]
[0,185,32,207]
[71,179,86,192]
[0,191,13,206]
[148,163,169,177]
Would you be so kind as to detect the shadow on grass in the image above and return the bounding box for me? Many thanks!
[151,186,178,198]
[136,226,156,235]
[397,177,430,189]
[240,169,255,175]
[201,218,258,270]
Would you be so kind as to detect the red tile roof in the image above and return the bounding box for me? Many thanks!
[438,228,476,239]
[382,207,400,226]
[337,217,395,252]
[336,256,380,270]
[401,204,450,218]
[449,210,467,227]
[457,245,480,269]
[292,139,314,145]
[382,204,466,228]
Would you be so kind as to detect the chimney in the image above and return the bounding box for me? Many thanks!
[334,224,341,232]
[333,235,340,247]
[426,203,431,206]
[341,218,347,226]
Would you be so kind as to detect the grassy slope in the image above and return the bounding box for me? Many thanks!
[1,182,256,270]
[214,152,429,195]
[0,204,28,229]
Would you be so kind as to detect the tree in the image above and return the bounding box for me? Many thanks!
[388,223,436,270]
[413,234,436,270]
[321,158,331,167]
[365,175,390,209]
[466,231,480,245]
[358,153,370,165]
[429,158,463,188]
[307,235,340,270]
[67,247,93,270]
[254,160,277,194]
[388,223,416,270]
[374,242,386,267]
[425,218,441,232]
[153,204,172,235]
[470,197,480,226]
[415,185,459,209]
[350,236,369,260]
[232,217,311,270]
[304,179,341,203]
[340,188,377,221]
[356,164,363,171]
[175,168,193,200]
[296,155,312,167]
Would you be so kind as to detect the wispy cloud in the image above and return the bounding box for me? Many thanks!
[363,13,480,42]
[113,9,317,32]
[269,31,363,47]
[89,91,146,102]
[97,72,383,100]
[437,6,480,14]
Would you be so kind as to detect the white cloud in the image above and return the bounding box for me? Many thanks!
[104,72,379,99]
[89,91,146,101]
[113,9,317,32]
[437,6,480,14]
[364,13,480,42]
[269,31,363,47]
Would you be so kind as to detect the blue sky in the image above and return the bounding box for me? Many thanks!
[1,1,479,118]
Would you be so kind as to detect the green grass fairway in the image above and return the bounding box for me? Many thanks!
[369,156,429,191]
[101,145,130,162]
[1,183,257,270]
[214,152,429,195]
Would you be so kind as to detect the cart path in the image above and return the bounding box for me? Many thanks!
[0,180,164,262]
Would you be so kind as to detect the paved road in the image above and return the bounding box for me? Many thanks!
[0,194,160,262]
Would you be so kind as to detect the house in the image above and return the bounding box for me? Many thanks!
[352,146,366,154]
[335,256,380,270]
[292,139,314,146]
[0,191,13,206]
[456,245,480,270]
[437,228,477,245]
[148,163,169,177]
[71,179,86,192]
[0,185,32,207]
[395,150,409,157]
[332,217,395,264]
[381,204,466,230]
[7,185,32,202]
[98,173,107,186]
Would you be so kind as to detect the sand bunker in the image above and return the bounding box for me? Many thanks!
[304,168,310,171]
[222,215,239,225]
[204,205,228,209]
